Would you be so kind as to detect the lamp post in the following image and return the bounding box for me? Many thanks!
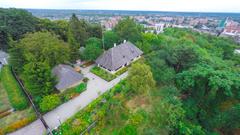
[57,116,62,125]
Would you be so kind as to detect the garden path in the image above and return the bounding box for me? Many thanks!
[8,65,128,135]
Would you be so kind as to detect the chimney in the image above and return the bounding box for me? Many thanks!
[123,40,126,43]
[114,43,117,47]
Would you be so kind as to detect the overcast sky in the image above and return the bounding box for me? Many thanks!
[1,0,240,13]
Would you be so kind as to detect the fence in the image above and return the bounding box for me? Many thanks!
[10,67,53,135]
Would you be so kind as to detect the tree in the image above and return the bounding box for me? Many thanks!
[127,62,155,93]
[151,86,185,133]
[213,104,240,134]
[18,32,70,67]
[103,31,119,49]
[166,43,203,73]
[38,19,69,42]
[114,18,142,43]
[67,28,80,62]
[176,64,240,131]
[82,38,103,61]
[9,41,25,73]
[23,61,56,97]
[13,32,70,97]
[136,33,161,54]
[0,8,38,40]
[88,24,102,39]
[0,28,11,51]
[146,51,176,85]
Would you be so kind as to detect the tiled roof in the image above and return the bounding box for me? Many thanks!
[96,42,143,71]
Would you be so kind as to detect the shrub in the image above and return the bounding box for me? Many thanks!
[1,66,28,110]
[75,83,87,93]
[90,67,116,81]
[40,94,61,112]
[119,124,137,135]
[82,77,89,83]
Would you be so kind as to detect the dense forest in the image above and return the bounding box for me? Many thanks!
[1,8,240,135]
[85,28,240,135]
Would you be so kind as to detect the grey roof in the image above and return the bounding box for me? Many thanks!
[52,64,83,91]
[0,51,9,65]
[0,51,8,58]
[96,42,143,71]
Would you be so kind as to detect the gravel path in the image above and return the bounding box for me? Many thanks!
[8,65,128,135]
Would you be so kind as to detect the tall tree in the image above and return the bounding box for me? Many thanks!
[127,62,155,94]
[82,37,103,61]
[114,18,142,43]
[23,61,56,97]
[13,32,70,97]
[103,31,119,49]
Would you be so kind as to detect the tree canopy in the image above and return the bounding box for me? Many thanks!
[114,18,142,43]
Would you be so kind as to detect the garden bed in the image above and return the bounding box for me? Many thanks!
[57,80,130,135]
[0,107,36,135]
[39,83,88,113]
[90,66,128,82]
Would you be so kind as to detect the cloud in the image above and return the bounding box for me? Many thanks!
[0,0,240,12]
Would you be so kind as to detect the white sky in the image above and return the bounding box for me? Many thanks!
[1,0,240,13]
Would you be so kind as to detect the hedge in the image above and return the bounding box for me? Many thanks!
[1,66,28,110]
[75,83,87,93]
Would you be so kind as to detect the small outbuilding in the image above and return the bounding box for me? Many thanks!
[52,64,84,92]
[96,41,143,74]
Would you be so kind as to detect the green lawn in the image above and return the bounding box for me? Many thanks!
[0,66,28,110]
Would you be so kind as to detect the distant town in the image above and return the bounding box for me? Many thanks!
[28,9,240,44]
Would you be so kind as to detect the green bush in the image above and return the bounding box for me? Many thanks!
[90,66,116,81]
[1,66,28,110]
[82,77,89,83]
[75,83,87,93]
[119,124,137,135]
[40,94,61,112]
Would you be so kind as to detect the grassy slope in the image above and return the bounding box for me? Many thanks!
[1,66,28,110]
[0,82,11,112]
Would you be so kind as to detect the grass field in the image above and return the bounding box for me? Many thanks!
[0,66,28,110]
[0,82,11,112]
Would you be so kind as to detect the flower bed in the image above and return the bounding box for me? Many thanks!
[90,66,116,81]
